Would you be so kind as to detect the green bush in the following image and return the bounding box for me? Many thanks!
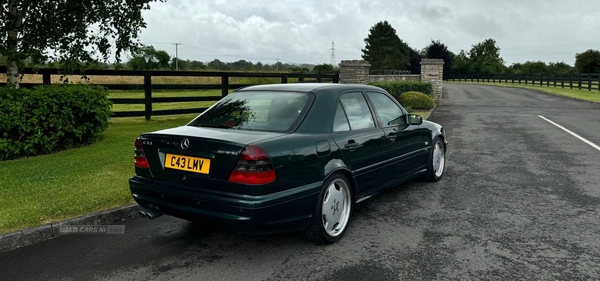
[398,91,434,110]
[368,81,433,99]
[0,84,112,160]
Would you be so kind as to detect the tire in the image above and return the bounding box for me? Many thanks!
[303,173,353,244]
[425,136,446,182]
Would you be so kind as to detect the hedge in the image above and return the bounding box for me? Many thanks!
[398,91,434,110]
[0,84,112,160]
[368,81,433,99]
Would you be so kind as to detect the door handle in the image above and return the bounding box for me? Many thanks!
[343,141,358,150]
[386,133,396,139]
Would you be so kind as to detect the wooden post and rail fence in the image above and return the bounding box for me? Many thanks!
[446,73,600,92]
[0,67,339,120]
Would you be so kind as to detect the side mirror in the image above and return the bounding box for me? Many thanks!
[409,114,423,125]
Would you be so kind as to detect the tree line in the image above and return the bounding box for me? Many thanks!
[0,45,337,73]
[362,21,600,77]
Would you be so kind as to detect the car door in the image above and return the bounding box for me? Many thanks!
[366,91,425,185]
[330,91,388,197]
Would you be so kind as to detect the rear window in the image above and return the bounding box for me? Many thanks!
[188,91,313,132]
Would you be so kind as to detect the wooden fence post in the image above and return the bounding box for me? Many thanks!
[333,72,339,83]
[42,70,51,85]
[588,74,592,91]
[569,74,573,89]
[221,73,229,97]
[578,74,582,90]
[281,74,288,84]
[144,71,152,121]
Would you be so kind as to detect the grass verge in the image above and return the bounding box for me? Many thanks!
[447,81,600,103]
[412,111,430,119]
[0,114,198,234]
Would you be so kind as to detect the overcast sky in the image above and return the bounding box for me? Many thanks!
[137,0,600,66]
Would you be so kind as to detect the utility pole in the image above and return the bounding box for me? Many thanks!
[172,43,182,70]
[330,40,336,66]
[276,59,280,71]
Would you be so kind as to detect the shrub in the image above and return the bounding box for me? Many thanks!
[0,84,112,160]
[398,91,434,110]
[404,106,414,113]
[368,81,433,99]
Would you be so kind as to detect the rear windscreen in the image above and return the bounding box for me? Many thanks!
[188,91,313,132]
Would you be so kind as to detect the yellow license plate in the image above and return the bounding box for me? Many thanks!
[165,153,210,174]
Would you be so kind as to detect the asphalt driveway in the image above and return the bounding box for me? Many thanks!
[1,83,599,280]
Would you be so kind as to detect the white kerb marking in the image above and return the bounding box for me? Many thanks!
[538,115,600,152]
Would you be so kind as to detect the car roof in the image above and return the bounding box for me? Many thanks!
[235,83,386,93]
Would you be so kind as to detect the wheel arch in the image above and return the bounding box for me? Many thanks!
[323,167,356,202]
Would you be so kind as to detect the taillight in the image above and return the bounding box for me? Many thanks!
[228,144,275,185]
[134,138,150,169]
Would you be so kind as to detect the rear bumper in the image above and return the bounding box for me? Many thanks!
[129,176,322,235]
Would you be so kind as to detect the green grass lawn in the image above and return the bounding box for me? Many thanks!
[447,81,600,103]
[0,114,198,234]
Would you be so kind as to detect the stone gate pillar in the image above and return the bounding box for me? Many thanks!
[420,59,444,102]
[339,60,370,84]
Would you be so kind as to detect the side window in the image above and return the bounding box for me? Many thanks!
[333,102,350,132]
[339,92,375,130]
[366,92,406,127]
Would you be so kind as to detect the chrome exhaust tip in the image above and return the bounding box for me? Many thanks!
[139,208,163,219]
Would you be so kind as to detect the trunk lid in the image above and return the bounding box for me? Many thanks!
[138,125,283,186]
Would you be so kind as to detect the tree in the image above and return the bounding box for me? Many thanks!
[451,50,470,74]
[467,38,505,74]
[575,49,600,73]
[1,0,164,87]
[312,64,335,72]
[520,61,547,74]
[409,48,422,74]
[361,21,411,70]
[547,62,576,75]
[126,46,171,70]
[207,59,228,70]
[425,40,453,78]
[506,63,524,74]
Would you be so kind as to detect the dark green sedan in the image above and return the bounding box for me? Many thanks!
[130,83,446,244]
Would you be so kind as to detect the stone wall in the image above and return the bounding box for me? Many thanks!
[368,75,420,83]
[339,60,371,84]
[338,59,445,103]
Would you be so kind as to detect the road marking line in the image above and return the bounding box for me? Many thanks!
[538,115,600,152]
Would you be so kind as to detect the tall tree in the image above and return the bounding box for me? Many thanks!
[126,46,171,70]
[467,38,505,74]
[451,50,470,74]
[575,49,600,73]
[424,40,453,78]
[361,21,411,70]
[409,48,422,74]
[1,0,164,87]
